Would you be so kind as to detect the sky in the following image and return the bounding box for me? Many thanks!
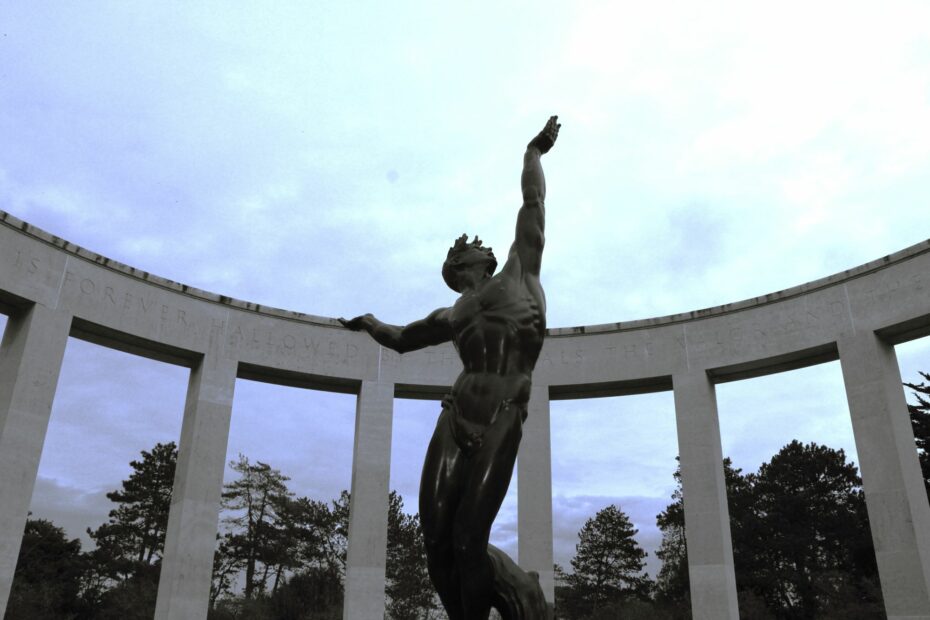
[2,1,930,583]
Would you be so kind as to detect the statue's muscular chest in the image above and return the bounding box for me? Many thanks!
[449,277,544,370]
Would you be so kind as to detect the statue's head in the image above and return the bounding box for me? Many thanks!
[442,234,497,292]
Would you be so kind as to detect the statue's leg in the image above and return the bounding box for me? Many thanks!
[420,408,467,619]
[453,402,524,620]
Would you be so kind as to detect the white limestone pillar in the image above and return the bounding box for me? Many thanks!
[518,383,555,603]
[839,331,930,619]
[344,380,394,620]
[155,354,237,620]
[672,371,739,620]
[0,303,70,617]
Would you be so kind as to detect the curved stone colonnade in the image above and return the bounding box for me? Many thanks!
[1,209,929,619]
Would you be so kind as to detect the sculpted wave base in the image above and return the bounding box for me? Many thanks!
[1,209,930,618]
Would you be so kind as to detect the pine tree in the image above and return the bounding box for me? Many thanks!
[654,468,687,604]
[7,518,86,620]
[87,441,177,571]
[384,492,436,619]
[220,455,294,600]
[654,444,882,617]
[566,504,648,615]
[905,370,930,499]
[84,441,177,617]
[748,441,877,616]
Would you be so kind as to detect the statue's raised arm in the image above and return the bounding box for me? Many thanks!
[505,115,561,280]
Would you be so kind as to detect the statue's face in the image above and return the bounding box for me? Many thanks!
[443,247,496,292]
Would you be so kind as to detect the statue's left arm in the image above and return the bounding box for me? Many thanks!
[505,116,560,278]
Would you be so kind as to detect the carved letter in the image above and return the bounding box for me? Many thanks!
[304,337,321,356]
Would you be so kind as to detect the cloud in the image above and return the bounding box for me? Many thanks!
[28,477,111,550]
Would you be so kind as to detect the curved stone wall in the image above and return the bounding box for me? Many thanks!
[1,209,929,619]
[3,211,929,392]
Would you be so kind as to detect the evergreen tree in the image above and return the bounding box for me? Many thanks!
[6,518,87,620]
[653,458,749,614]
[654,443,882,618]
[748,441,879,617]
[211,469,349,616]
[86,442,177,575]
[83,441,177,618]
[219,455,294,600]
[654,466,687,604]
[905,370,930,498]
[566,504,648,616]
[384,491,436,619]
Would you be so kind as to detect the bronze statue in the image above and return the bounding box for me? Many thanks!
[341,116,560,619]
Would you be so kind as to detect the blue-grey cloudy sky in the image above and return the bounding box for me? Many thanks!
[3,2,930,579]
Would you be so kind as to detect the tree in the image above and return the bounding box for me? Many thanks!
[270,493,347,617]
[654,443,882,618]
[219,454,294,600]
[384,491,436,619]
[6,518,87,620]
[905,370,930,499]
[565,504,648,616]
[653,457,749,617]
[83,441,177,618]
[210,460,435,618]
[748,441,879,617]
[654,466,687,605]
[212,464,353,617]
[88,442,177,567]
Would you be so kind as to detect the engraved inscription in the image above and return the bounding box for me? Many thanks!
[226,325,359,365]
[13,250,41,274]
[537,348,584,366]
[60,271,192,328]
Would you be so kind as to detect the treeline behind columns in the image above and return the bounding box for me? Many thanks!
[552,372,930,619]
[6,372,930,619]
[4,446,437,620]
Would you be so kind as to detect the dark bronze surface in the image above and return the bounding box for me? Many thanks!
[341,116,560,619]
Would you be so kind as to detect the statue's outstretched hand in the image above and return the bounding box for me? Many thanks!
[528,115,560,154]
[338,314,373,331]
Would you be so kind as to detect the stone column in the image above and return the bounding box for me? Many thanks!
[155,354,237,620]
[344,380,394,620]
[672,371,739,620]
[839,331,930,619]
[518,383,555,603]
[0,303,70,616]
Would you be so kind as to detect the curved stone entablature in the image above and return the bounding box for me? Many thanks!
[2,209,929,396]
